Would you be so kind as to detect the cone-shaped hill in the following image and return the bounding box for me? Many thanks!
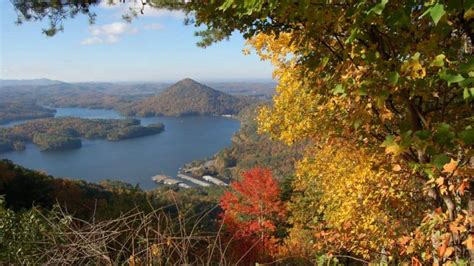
[121,78,251,116]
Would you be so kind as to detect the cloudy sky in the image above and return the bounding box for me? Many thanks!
[0,1,273,82]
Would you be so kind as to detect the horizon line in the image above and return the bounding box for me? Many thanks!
[0,77,277,84]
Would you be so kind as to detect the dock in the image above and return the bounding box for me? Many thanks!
[152,175,187,187]
[203,175,228,186]
[177,174,211,187]
[178,183,191,189]
[152,175,170,183]
[163,178,180,185]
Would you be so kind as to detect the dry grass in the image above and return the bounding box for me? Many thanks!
[8,198,257,265]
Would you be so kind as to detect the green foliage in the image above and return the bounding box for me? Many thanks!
[0,198,72,264]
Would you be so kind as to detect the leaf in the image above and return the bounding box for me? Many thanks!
[459,57,474,72]
[382,135,403,155]
[392,164,402,172]
[463,88,474,100]
[432,154,450,169]
[434,123,455,145]
[437,234,452,257]
[345,28,359,44]
[369,0,389,15]
[459,128,474,144]
[442,159,458,174]
[399,236,411,246]
[413,52,421,60]
[219,0,235,11]
[444,247,454,257]
[465,5,474,18]
[415,130,431,140]
[463,235,474,250]
[431,54,445,67]
[458,179,470,195]
[332,84,345,95]
[437,244,447,258]
[353,119,362,129]
[436,177,445,186]
[387,71,399,86]
[430,4,445,25]
[321,56,329,67]
[440,73,465,84]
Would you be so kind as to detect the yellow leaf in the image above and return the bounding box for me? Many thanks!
[436,177,445,187]
[444,247,454,257]
[463,235,474,250]
[449,221,466,234]
[385,143,403,156]
[392,164,402,172]
[442,159,458,175]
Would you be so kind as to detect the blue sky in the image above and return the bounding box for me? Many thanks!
[0,1,273,82]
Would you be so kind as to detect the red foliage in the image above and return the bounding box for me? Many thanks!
[219,167,285,264]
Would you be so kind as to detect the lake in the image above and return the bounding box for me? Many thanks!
[0,108,240,189]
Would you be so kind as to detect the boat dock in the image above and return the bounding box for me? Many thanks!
[177,174,211,187]
[151,175,170,183]
[203,175,228,186]
[151,173,228,189]
[152,175,184,186]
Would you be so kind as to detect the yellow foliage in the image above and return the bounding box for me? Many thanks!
[285,141,423,260]
[401,56,426,79]
[244,6,473,263]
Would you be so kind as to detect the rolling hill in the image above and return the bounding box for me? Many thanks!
[120,78,252,116]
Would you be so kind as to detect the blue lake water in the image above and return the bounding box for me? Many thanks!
[0,108,240,189]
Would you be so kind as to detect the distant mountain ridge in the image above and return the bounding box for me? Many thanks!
[120,78,253,116]
[0,78,65,87]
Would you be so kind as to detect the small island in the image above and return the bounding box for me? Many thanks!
[0,117,165,152]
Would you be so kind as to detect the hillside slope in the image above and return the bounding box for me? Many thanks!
[120,78,251,116]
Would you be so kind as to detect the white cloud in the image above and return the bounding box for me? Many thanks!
[143,23,164,30]
[81,22,138,45]
[81,36,104,45]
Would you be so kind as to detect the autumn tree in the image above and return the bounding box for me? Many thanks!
[184,0,473,263]
[10,0,474,263]
[219,167,285,264]
[285,140,426,261]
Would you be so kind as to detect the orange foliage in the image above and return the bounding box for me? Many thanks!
[219,168,285,264]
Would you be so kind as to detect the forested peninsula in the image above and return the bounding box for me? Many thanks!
[0,102,55,125]
[0,117,164,152]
